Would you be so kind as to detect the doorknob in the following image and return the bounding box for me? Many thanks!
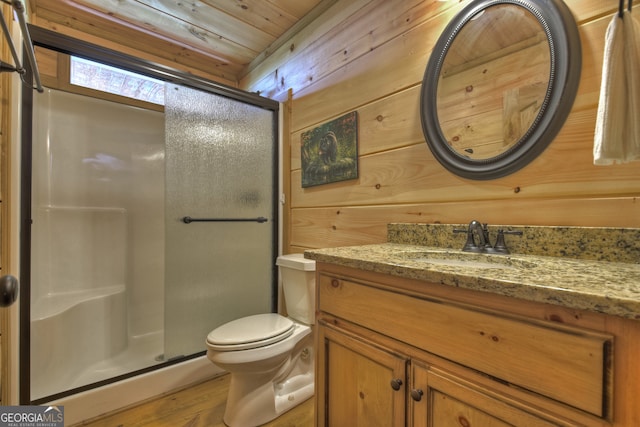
[0,275,19,307]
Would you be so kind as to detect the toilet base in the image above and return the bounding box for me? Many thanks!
[208,319,315,427]
[223,371,313,427]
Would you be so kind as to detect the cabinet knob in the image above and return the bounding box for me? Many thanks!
[390,378,403,391]
[410,389,424,401]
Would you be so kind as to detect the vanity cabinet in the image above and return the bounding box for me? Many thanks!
[315,262,640,427]
[318,323,563,427]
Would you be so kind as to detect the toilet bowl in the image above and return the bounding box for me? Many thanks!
[206,254,316,427]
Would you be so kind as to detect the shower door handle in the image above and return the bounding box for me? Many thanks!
[182,216,268,224]
[0,275,19,307]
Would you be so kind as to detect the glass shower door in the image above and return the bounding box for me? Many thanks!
[164,83,277,359]
[29,88,166,401]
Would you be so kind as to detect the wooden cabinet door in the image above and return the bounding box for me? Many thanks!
[412,364,569,427]
[317,324,407,427]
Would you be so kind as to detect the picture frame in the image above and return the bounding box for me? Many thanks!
[300,111,358,187]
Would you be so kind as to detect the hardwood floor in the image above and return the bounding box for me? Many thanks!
[71,374,314,427]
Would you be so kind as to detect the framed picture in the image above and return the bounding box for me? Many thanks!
[301,111,358,187]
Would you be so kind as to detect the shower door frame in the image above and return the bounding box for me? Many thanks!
[19,26,280,405]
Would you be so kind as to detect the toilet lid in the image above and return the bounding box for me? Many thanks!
[206,313,295,351]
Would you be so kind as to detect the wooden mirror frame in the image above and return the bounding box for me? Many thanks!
[420,0,581,180]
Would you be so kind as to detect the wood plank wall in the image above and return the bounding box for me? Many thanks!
[241,0,640,254]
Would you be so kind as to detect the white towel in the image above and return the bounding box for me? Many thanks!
[623,10,640,162]
[594,11,640,165]
[594,14,626,165]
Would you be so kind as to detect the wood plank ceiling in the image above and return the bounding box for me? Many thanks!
[28,0,331,85]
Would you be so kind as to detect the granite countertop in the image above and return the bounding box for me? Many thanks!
[304,224,640,321]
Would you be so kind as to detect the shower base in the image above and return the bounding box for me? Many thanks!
[31,286,164,401]
[33,330,164,401]
[68,331,164,390]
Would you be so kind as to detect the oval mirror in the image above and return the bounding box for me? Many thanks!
[420,0,581,180]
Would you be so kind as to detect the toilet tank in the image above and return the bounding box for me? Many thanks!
[276,254,316,325]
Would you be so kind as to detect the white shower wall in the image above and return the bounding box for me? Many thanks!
[31,89,166,399]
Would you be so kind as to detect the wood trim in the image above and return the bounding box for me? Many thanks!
[282,90,293,255]
[0,2,16,405]
[1,3,9,406]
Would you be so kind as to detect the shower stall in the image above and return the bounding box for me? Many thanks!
[23,50,279,405]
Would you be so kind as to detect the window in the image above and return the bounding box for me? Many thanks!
[70,56,165,105]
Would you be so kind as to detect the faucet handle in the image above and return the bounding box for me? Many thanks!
[453,228,477,252]
[493,229,523,254]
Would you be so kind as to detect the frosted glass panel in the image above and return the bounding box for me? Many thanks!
[164,84,276,359]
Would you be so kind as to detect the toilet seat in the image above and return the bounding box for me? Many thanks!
[206,313,295,351]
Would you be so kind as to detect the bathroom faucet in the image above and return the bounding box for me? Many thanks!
[466,220,491,252]
[469,220,488,247]
[454,221,522,254]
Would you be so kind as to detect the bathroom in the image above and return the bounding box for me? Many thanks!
[1,0,639,426]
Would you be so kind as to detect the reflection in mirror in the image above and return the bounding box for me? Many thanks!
[420,0,581,180]
[437,4,551,160]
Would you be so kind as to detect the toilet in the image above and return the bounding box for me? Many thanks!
[206,253,316,427]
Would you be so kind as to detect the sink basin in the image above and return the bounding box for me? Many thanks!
[394,250,537,270]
